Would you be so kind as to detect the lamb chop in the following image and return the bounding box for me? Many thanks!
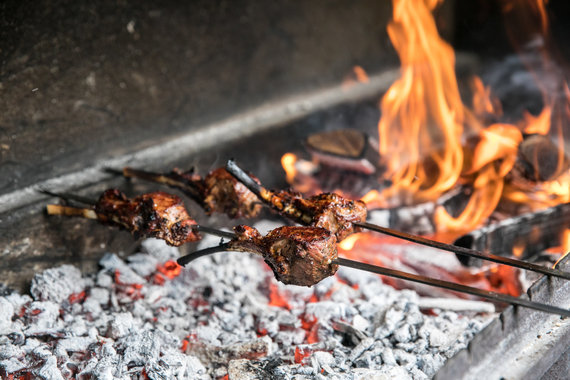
[122,166,262,219]
[225,160,367,241]
[179,225,339,287]
[46,189,201,246]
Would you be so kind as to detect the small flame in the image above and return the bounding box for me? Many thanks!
[281,153,298,184]
[338,233,364,250]
[512,240,526,258]
[523,107,552,135]
[353,65,370,83]
[472,76,502,117]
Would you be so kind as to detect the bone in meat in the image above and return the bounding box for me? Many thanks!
[47,189,201,246]
[228,225,339,287]
[123,167,262,219]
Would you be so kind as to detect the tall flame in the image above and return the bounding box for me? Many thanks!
[377,0,463,203]
[281,0,570,233]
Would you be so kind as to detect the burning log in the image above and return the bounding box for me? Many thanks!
[513,134,569,182]
[122,166,263,219]
[453,202,570,266]
[305,129,382,175]
[46,189,201,246]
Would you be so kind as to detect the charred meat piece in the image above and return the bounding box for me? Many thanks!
[47,189,201,246]
[268,191,368,241]
[202,168,262,218]
[123,167,262,219]
[228,225,339,286]
[226,160,367,241]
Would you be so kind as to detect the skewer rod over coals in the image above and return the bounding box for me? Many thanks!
[176,227,570,317]
[225,159,570,281]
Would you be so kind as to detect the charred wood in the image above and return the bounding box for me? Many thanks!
[453,202,570,266]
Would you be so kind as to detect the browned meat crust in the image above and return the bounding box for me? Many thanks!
[123,167,262,219]
[229,225,339,286]
[95,189,201,246]
[261,190,367,241]
[202,168,262,219]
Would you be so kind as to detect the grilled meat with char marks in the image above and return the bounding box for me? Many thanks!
[123,166,262,219]
[260,189,367,241]
[229,225,339,286]
[95,189,201,246]
[202,168,262,218]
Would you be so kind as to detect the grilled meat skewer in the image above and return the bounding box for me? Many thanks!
[178,226,570,317]
[179,225,339,286]
[47,189,201,246]
[122,167,262,219]
[225,160,367,241]
[226,160,570,281]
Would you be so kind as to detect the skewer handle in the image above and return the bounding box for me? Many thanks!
[46,204,99,220]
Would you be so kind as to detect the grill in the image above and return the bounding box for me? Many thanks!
[1,1,569,379]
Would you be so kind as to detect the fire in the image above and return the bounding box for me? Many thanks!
[281,153,298,184]
[338,233,364,251]
[376,0,463,204]
[281,0,570,234]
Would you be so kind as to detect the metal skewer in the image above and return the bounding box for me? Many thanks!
[225,159,570,281]
[39,188,97,206]
[176,226,570,317]
[335,257,570,317]
[354,222,570,281]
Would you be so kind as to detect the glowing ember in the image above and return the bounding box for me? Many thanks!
[157,260,182,279]
[294,346,313,364]
[267,282,291,309]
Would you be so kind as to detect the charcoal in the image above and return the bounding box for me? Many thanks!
[30,265,88,303]
[0,298,14,334]
[0,229,494,379]
[106,312,135,339]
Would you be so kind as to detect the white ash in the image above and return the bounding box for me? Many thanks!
[0,233,494,379]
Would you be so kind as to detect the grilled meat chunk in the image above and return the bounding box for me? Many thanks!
[123,166,262,219]
[202,168,262,218]
[95,189,201,246]
[229,225,339,286]
[260,189,367,241]
[225,160,368,240]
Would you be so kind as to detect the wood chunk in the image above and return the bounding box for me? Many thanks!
[305,129,381,175]
[453,202,570,267]
[515,134,568,182]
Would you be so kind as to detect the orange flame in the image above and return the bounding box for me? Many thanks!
[281,0,570,235]
[281,153,298,184]
[377,0,463,204]
[472,76,502,117]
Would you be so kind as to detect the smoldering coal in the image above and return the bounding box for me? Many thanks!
[0,232,493,379]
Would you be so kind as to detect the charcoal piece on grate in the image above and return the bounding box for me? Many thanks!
[453,202,570,266]
[305,129,382,175]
